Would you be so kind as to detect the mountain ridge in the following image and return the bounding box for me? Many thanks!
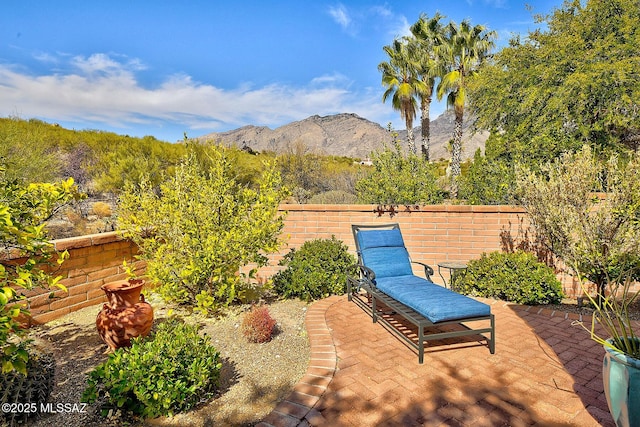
[197,110,488,161]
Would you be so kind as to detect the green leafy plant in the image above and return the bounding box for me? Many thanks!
[452,251,564,305]
[356,132,444,205]
[0,168,81,374]
[575,274,639,359]
[82,318,222,419]
[516,146,640,300]
[241,305,277,343]
[118,144,288,314]
[308,190,358,204]
[459,143,517,205]
[273,236,357,301]
[516,146,640,358]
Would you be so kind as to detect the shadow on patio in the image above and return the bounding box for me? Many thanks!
[264,295,618,426]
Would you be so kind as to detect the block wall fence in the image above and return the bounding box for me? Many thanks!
[17,204,584,325]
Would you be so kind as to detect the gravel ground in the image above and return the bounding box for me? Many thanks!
[23,294,310,427]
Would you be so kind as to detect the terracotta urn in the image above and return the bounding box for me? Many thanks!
[96,279,154,351]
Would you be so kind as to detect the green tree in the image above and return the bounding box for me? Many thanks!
[437,20,496,198]
[516,146,640,299]
[470,0,640,158]
[118,146,288,314]
[356,134,443,205]
[0,169,81,373]
[459,134,518,205]
[409,13,446,161]
[378,39,426,154]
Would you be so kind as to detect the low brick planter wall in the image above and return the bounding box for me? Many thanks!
[27,231,144,324]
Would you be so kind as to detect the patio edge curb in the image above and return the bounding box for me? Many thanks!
[257,295,342,427]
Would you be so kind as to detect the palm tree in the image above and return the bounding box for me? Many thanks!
[409,13,445,161]
[437,20,496,198]
[378,39,426,154]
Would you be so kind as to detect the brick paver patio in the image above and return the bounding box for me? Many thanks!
[259,295,618,427]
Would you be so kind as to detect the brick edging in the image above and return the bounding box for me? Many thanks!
[257,296,342,427]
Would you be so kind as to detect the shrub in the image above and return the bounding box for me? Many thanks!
[355,137,444,205]
[90,201,112,218]
[241,305,276,343]
[118,145,288,314]
[516,146,640,299]
[0,168,81,374]
[273,236,356,301]
[308,190,358,204]
[452,251,564,305]
[459,146,517,205]
[82,318,222,419]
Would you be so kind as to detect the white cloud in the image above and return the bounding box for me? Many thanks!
[485,0,507,8]
[328,4,351,30]
[465,0,508,9]
[310,73,351,87]
[0,53,394,136]
[388,15,411,39]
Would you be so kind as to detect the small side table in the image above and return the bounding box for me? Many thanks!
[437,261,467,289]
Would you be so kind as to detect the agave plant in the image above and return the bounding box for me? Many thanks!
[576,273,640,359]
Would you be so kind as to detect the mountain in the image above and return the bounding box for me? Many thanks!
[197,110,488,161]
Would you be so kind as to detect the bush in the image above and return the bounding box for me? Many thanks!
[90,201,112,218]
[355,139,444,205]
[82,318,222,419]
[308,190,358,204]
[452,251,564,305]
[459,147,517,205]
[0,169,81,374]
[241,305,276,343]
[273,236,356,301]
[118,145,288,314]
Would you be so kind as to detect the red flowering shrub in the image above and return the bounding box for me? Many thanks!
[241,305,276,343]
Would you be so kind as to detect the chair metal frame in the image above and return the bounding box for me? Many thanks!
[348,223,495,363]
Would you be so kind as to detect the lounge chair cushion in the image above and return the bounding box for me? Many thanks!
[356,229,413,278]
[375,275,491,323]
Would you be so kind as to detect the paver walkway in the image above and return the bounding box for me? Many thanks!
[259,295,619,427]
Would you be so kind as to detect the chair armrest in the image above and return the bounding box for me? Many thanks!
[357,264,376,283]
[347,264,377,293]
[412,261,434,281]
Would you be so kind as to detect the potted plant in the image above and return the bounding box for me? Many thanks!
[575,269,639,427]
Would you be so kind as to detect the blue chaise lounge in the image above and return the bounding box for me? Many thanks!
[347,223,495,363]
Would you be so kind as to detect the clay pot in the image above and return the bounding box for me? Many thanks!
[96,279,154,351]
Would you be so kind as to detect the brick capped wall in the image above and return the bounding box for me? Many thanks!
[265,204,527,277]
[13,204,590,324]
[25,231,144,324]
[267,204,582,295]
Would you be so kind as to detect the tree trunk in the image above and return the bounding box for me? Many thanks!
[420,97,431,161]
[406,119,416,155]
[450,110,463,199]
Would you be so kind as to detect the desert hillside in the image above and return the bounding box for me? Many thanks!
[197,110,488,161]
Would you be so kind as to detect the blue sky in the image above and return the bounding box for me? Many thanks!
[1,1,559,142]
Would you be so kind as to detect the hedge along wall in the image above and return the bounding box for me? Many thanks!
[19,204,583,324]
